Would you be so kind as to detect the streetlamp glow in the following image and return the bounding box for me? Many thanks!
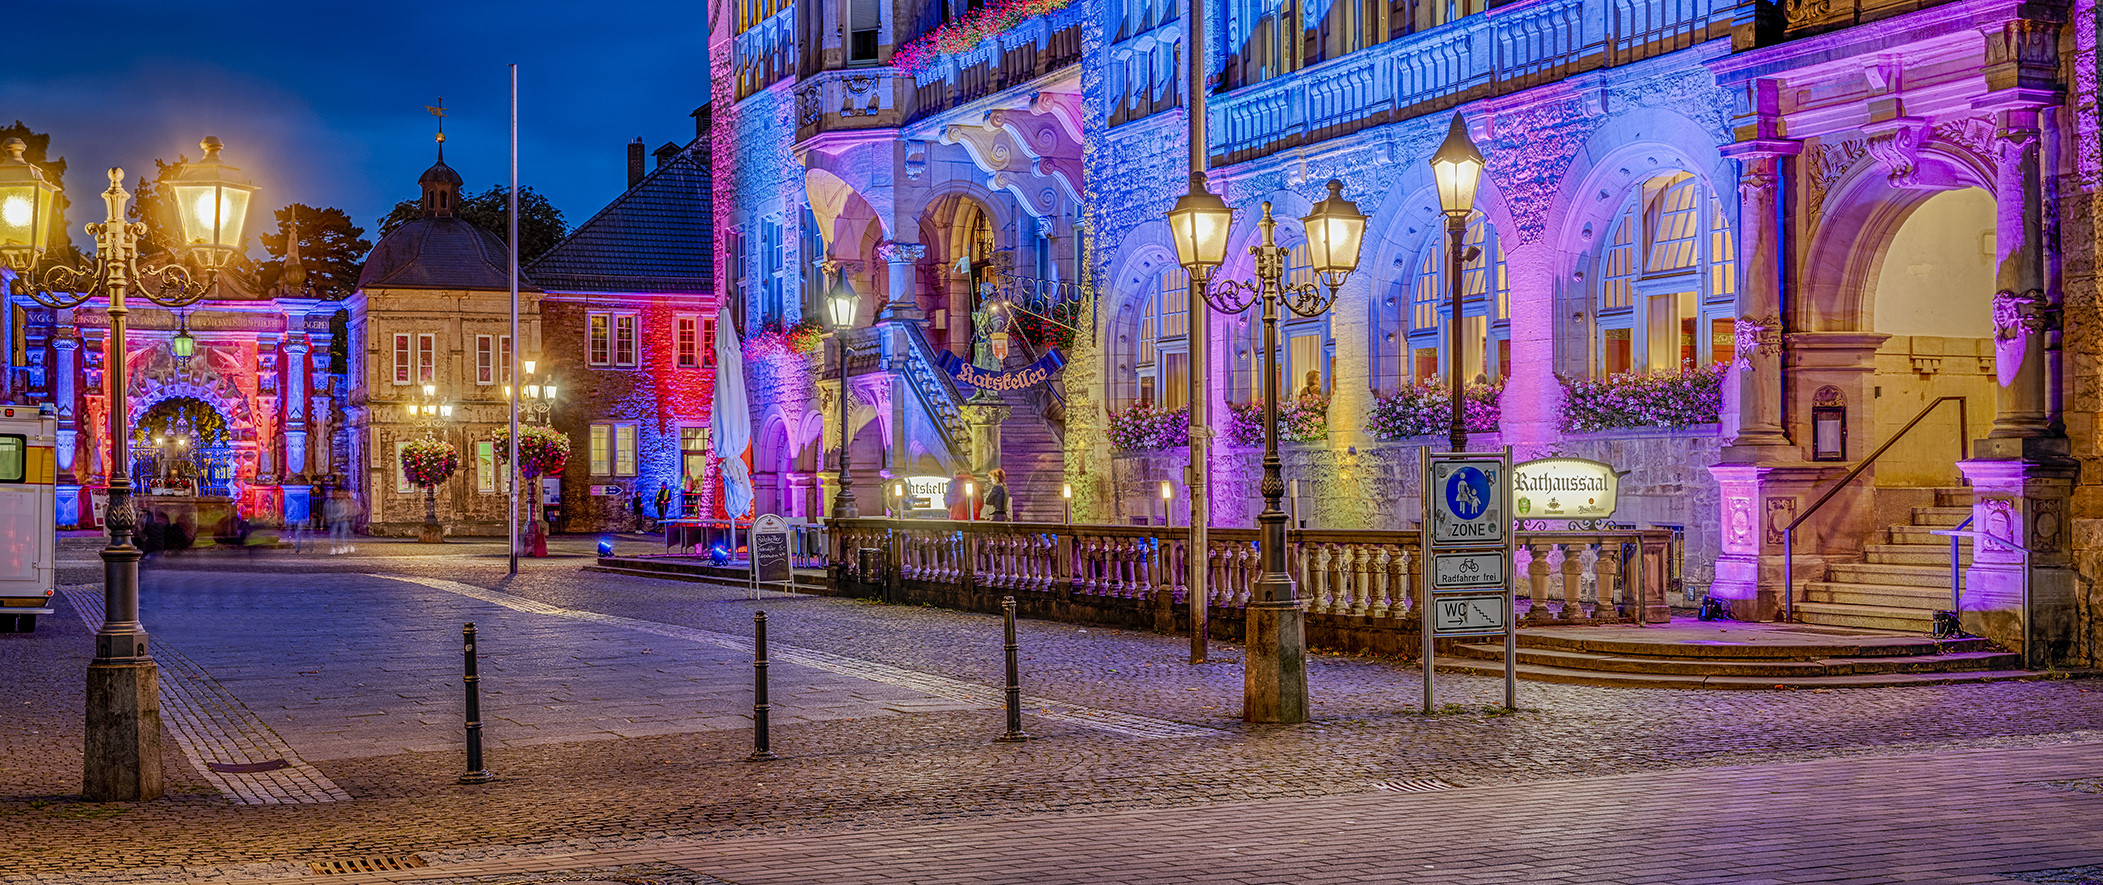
[1168,172,1234,274]
[0,138,58,271]
[170,328,195,361]
[1430,114,1485,218]
[828,265,862,519]
[827,268,861,330]
[1301,179,1368,290]
[163,137,255,270]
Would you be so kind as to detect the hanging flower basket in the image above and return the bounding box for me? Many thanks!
[399,438,460,489]
[494,424,572,479]
[783,320,826,356]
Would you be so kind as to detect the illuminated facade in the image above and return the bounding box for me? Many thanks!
[708,0,2100,665]
[2,273,341,534]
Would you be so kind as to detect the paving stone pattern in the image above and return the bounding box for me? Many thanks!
[7,539,2103,883]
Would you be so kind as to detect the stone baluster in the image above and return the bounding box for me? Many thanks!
[1559,543,1583,619]
[1370,546,1393,618]
[1526,542,1552,621]
[1349,545,1371,616]
[1597,541,1623,619]
[1578,543,1601,616]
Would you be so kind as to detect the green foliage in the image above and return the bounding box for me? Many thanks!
[257,204,371,300]
[379,185,568,263]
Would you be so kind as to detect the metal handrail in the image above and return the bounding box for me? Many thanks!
[1780,396,1968,622]
[1930,515,1974,615]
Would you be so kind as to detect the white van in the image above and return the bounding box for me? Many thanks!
[0,404,56,632]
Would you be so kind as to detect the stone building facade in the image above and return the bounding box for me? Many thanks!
[706,0,2103,665]
[346,150,544,537]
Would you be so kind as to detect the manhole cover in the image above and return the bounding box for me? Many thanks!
[1374,778,1455,793]
[309,855,427,875]
[207,759,290,774]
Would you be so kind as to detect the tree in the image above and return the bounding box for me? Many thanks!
[378,185,567,264]
[126,157,188,263]
[257,204,371,300]
[0,122,78,263]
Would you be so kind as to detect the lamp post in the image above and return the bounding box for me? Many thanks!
[506,359,556,555]
[0,136,255,801]
[507,361,557,425]
[1429,113,1486,453]
[406,383,454,543]
[827,266,862,519]
[1173,177,1367,724]
[1167,171,1233,665]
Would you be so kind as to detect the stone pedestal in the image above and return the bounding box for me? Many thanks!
[1242,599,1308,724]
[1707,462,1845,621]
[961,398,1011,479]
[84,660,163,801]
[1958,448,2077,667]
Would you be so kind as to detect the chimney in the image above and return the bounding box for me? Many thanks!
[627,138,645,188]
[690,104,712,139]
[654,142,680,168]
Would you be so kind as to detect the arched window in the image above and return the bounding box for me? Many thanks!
[1591,172,1736,376]
[1390,214,1508,390]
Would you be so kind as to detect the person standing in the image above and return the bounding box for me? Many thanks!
[985,468,1011,521]
[654,484,672,529]
[629,489,645,533]
[324,492,351,555]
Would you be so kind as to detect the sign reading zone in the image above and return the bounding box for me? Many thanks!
[1428,459,1507,547]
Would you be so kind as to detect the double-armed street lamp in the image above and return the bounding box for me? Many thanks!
[0,136,256,801]
[1168,174,1368,724]
[826,265,862,520]
[507,359,558,425]
[1429,113,1487,453]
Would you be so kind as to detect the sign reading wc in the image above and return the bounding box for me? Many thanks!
[1513,458,1621,520]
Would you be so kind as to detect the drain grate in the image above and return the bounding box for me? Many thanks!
[1374,778,1456,793]
[309,855,427,875]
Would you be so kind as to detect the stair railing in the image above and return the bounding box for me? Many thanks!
[1930,514,1973,615]
[1780,396,1968,622]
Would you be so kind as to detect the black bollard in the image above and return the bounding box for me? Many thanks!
[748,610,777,761]
[997,596,1028,742]
[459,622,495,784]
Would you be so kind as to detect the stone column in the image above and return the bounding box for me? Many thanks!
[1497,242,1561,451]
[1719,145,1795,451]
[876,241,926,321]
[961,397,1011,482]
[1985,103,2053,443]
[281,334,312,525]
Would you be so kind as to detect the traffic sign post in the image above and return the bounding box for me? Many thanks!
[1420,448,1517,713]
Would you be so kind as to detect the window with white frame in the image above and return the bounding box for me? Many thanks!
[588,423,639,476]
[395,440,414,493]
[1397,214,1510,389]
[1591,172,1737,378]
[499,335,513,384]
[589,424,611,475]
[475,335,495,385]
[1132,264,1190,409]
[676,315,700,368]
[680,426,709,497]
[615,424,637,476]
[587,312,639,367]
[476,440,496,492]
[416,333,436,384]
[393,333,412,385]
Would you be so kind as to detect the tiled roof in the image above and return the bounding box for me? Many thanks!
[357,216,541,292]
[527,141,714,295]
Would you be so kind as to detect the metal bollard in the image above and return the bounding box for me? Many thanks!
[997,596,1028,742]
[458,622,495,784]
[748,611,777,761]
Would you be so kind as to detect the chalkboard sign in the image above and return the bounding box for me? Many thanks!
[751,514,792,585]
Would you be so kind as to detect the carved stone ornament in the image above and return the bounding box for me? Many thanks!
[1732,315,1782,368]
[1991,289,2054,340]
[876,242,927,264]
[1784,0,1832,27]
[1764,496,1796,548]
[1864,123,1928,189]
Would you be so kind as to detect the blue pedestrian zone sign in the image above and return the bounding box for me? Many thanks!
[1429,459,1507,547]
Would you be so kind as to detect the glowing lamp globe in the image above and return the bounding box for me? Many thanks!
[164,137,256,270]
[1301,179,1367,289]
[826,270,860,330]
[1167,171,1233,274]
[171,329,196,360]
[0,138,58,270]
[542,383,558,400]
[1429,113,1485,218]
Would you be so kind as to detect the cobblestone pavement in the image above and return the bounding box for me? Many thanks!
[6,539,2103,883]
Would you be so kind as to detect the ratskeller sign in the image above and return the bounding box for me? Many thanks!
[1513,457,1621,520]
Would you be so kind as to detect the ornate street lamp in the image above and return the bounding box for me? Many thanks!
[1167,170,1235,666]
[507,361,558,425]
[827,266,861,519]
[406,383,455,544]
[1429,113,1486,453]
[170,309,196,368]
[4,136,255,801]
[1184,178,1367,724]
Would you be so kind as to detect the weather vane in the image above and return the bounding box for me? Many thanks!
[426,97,446,144]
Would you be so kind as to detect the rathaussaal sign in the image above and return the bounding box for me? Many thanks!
[1513,457,1621,520]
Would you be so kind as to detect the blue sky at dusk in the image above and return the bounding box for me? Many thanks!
[4,1,710,252]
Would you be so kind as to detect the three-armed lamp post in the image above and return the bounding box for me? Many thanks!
[0,136,256,801]
[827,266,862,520]
[1170,174,1367,724]
[1429,113,1487,453]
[407,383,454,543]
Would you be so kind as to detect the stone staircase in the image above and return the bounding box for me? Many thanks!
[1797,487,1972,633]
[1441,620,2028,689]
[992,385,1065,522]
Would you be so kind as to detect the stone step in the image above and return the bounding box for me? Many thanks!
[1932,487,1974,508]
[1508,622,1994,659]
[1889,524,1974,546]
[1447,642,2020,679]
[1795,601,1937,632]
[1825,561,1966,587]
[1862,544,1972,567]
[1910,506,1974,527]
[1802,581,1956,610]
[1435,656,2049,689]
